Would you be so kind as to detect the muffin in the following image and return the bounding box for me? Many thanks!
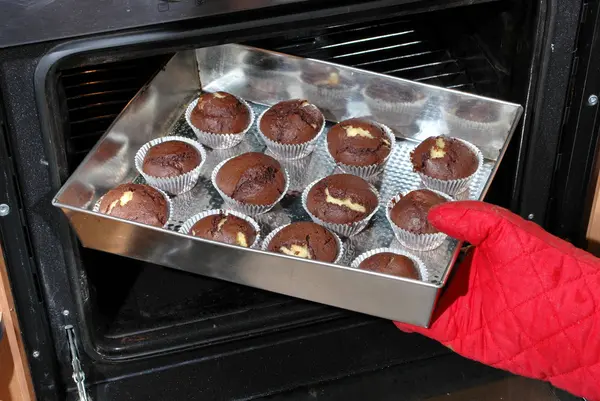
[186,92,253,149]
[188,211,258,248]
[135,136,206,195]
[142,140,201,178]
[363,80,426,127]
[259,99,325,159]
[97,183,169,227]
[389,189,448,234]
[213,152,287,213]
[304,174,378,236]
[411,135,479,181]
[260,100,324,145]
[264,222,340,263]
[358,252,420,279]
[386,189,450,251]
[190,92,251,134]
[327,118,393,177]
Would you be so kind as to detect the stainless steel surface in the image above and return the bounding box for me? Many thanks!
[0,204,9,217]
[53,44,523,326]
[588,94,599,106]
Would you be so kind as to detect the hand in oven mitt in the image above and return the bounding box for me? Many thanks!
[395,201,600,400]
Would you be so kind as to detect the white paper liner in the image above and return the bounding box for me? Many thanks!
[270,153,313,193]
[261,223,345,264]
[256,104,326,160]
[301,177,380,237]
[178,209,261,249]
[328,122,396,178]
[185,95,255,149]
[412,138,483,196]
[134,136,207,195]
[350,247,429,282]
[385,190,453,251]
[363,88,427,127]
[211,156,290,215]
[93,186,173,229]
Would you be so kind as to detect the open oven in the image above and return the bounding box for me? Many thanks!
[1,0,600,400]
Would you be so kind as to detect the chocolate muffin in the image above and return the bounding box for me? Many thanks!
[267,222,338,263]
[327,118,391,167]
[411,136,478,180]
[455,99,499,123]
[358,253,420,279]
[390,189,448,234]
[190,92,250,134]
[142,140,201,178]
[189,212,257,248]
[98,183,168,227]
[215,152,286,205]
[260,100,324,145]
[306,174,378,225]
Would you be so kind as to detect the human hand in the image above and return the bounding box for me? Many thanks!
[395,201,600,400]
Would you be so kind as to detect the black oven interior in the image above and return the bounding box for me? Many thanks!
[2,0,594,399]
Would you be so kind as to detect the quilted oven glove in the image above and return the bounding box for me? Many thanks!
[395,201,600,400]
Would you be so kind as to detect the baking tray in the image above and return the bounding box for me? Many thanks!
[52,44,523,327]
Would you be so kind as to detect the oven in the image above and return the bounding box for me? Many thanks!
[1,0,599,400]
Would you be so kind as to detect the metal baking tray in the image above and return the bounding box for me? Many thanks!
[53,44,523,327]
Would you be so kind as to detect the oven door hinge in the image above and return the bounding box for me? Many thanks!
[65,325,91,401]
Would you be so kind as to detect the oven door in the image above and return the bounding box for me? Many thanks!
[0,0,593,400]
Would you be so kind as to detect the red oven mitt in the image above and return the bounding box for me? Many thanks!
[395,201,600,401]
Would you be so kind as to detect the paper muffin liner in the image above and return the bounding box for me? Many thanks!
[301,177,380,237]
[178,209,261,249]
[385,190,452,251]
[363,89,427,127]
[256,105,326,160]
[211,156,290,215]
[412,138,483,196]
[134,136,207,195]
[261,223,345,264]
[350,247,429,282]
[185,95,255,149]
[93,186,173,229]
[271,153,313,193]
[328,122,396,179]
